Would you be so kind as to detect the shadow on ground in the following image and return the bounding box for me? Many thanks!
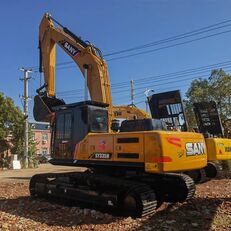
[0,195,122,226]
[0,194,230,229]
[136,197,231,231]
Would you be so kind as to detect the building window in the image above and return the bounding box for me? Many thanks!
[42,148,48,155]
[42,134,48,141]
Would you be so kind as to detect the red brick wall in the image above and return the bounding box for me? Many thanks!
[33,130,51,155]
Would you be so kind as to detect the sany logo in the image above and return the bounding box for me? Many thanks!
[98,140,106,150]
[186,142,205,156]
[59,40,80,56]
[167,137,182,147]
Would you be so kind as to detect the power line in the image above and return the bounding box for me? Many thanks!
[113,83,188,104]
[74,61,231,94]
[57,60,231,90]
[107,29,231,62]
[54,60,231,97]
[120,65,231,93]
[118,85,181,106]
[57,89,84,95]
[105,21,231,57]
[132,61,231,84]
[54,60,231,98]
[29,19,231,70]
[134,68,231,96]
[112,67,231,103]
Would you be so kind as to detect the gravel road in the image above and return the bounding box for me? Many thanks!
[0,165,230,231]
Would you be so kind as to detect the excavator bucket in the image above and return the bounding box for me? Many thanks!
[33,94,65,122]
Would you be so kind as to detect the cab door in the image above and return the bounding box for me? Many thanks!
[53,111,73,159]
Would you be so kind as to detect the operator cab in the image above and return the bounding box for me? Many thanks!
[51,101,108,159]
[193,101,224,137]
[148,90,188,131]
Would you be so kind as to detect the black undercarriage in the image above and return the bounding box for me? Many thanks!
[30,170,195,218]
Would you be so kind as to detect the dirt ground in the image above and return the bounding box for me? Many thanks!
[0,164,86,182]
[0,164,230,231]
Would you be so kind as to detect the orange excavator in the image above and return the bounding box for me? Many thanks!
[31,13,209,217]
[148,90,231,182]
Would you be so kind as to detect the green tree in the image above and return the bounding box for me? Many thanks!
[0,92,24,147]
[209,69,231,131]
[185,69,231,170]
[185,69,231,134]
[183,100,197,131]
[0,92,37,168]
[186,78,211,103]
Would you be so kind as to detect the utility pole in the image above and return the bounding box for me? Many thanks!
[20,68,32,168]
[130,80,135,106]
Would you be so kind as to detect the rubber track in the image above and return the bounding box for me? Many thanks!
[135,172,196,204]
[30,172,157,218]
[178,173,195,201]
[152,173,196,203]
[164,173,196,202]
[71,172,157,217]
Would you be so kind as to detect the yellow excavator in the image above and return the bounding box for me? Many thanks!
[31,13,209,217]
[147,90,231,182]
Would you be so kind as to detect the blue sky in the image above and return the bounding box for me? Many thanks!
[0,0,231,119]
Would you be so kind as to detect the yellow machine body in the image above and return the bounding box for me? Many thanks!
[74,131,207,173]
[37,13,209,174]
[206,138,231,160]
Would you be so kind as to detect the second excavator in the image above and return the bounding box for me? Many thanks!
[148,90,231,182]
[31,13,209,217]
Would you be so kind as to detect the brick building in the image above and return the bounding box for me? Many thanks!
[30,122,51,155]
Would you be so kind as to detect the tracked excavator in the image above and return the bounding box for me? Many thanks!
[31,13,208,217]
[148,90,231,182]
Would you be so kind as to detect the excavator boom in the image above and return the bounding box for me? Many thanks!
[35,13,112,124]
[36,13,150,124]
[39,13,111,104]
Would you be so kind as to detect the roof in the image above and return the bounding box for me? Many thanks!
[29,122,50,131]
[52,100,109,111]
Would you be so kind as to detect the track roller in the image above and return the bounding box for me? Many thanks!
[185,162,218,184]
[29,172,157,218]
[204,162,218,178]
[185,168,207,184]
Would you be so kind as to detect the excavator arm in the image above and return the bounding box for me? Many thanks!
[35,13,150,124]
[39,13,112,104]
[35,13,112,123]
